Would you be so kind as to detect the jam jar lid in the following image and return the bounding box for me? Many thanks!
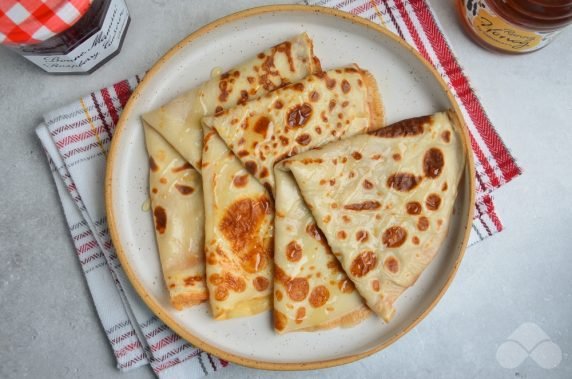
[0,0,92,45]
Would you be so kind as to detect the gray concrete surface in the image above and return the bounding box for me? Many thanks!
[1,0,571,378]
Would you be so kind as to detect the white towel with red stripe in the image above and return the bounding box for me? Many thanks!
[35,0,520,376]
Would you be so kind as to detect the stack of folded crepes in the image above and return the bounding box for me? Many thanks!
[142,33,466,333]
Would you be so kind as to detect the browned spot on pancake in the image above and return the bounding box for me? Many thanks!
[207,252,217,265]
[341,79,351,93]
[356,230,369,243]
[350,251,377,277]
[329,99,336,112]
[406,201,422,215]
[363,180,374,190]
[292,82,305,92]
[338,112,343,120]
[214,105,224,116]
[442,130,451,143]
[369,115,429,138]
[149,157,159,172]
[357,78,363,86]
[215,286,228,301]
[274,310,288,331]
[233,174,248,188]
[319,179,327,186]
[300,157,323,165]
[171,162,193,173]
[278,135,289,146]
[344,201,381,211]
[287,277,309,301]
[259,167,269,178]
[253,116,270,138]
[329,179,336,186]
[372,279,380,292]
[309,285,330,308]
[169,284,175,289]
[418,216,429,231]
[237,137,245,146]
[442,182,448,191]
[257,52,265,59]
[286,241,302,262]
[253,276,270,292]
[151,188,158,195]
[153,206,167,234]
[384,257,400,273]
[323,215,331,224]
[219,196,272,273]
[247,76,255,84]
[387,173,420,192]
[426,193,442,211]
[306,223,330,250]
[295,307,306,324]
[175,184,194,195]
[382,226,407,248]
[342,100,349,108]
[423,148,445,178]
[342,215,351,224]
[331,203,338,209]
[183,275,202,287]
[274,265,290,285]
[274,100,284,109]
[371,154,382,160]
[412,236,420,245]
[349,171,356,178]
[339,279,355,293]
[304,89,319,104]
[437,219,443,227]
[237,90,249,105]
[287,103,312,128]
[315,126,322,135]
[275,290,283,301]
[296,133,311,146]
[336,230,347,240]
[392,153,401,161]
[244,161,257,176]
[352,151,362,160]
[237,150,249,158]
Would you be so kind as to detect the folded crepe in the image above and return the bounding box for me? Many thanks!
[143,33,321,171]
[202,65,383,194]
[277,111,466,321]
[143,124,207,310]
[273,168,370,333]
[201,128,274,320]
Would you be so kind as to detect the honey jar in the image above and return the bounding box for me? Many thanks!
[457,0,572,53]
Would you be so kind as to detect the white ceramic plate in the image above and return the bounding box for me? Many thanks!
[106,5,475,370]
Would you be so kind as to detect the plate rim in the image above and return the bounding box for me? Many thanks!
[105,4,476,371]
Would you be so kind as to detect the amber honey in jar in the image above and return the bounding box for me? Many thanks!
[0,0,130,73]
[457,0,572,53]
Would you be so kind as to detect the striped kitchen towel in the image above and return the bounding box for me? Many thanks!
[35,0,520,376]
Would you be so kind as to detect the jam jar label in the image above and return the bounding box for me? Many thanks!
[23,0,129,73]
[461,0,561,52]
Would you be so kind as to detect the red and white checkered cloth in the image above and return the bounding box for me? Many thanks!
[35,0,520,376]
[0,0,92,45]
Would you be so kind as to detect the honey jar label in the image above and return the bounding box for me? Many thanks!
[461,0,560,52]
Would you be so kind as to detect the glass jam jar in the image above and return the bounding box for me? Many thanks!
[457,0,572,53]
[0,0,130,73]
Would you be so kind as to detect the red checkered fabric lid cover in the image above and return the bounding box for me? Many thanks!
[0,0,92,45]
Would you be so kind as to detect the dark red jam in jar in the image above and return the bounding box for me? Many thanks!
[0,0,130,73]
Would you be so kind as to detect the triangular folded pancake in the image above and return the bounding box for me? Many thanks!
[277,111,466,321]
[143,124,207,310]
[201,127,274,320]
[273,168,370,333]
[202,65,383,194]
[142,33,321,171]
